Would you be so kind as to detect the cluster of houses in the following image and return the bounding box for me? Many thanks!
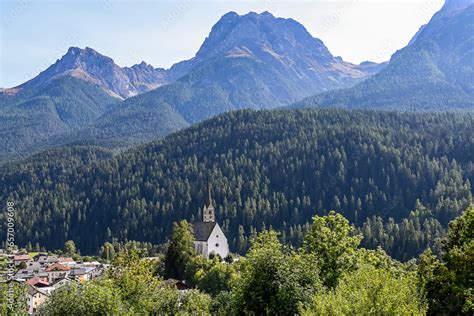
[3,251,109,314]
[0,185,229,314]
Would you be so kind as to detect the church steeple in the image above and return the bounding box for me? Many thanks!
[205,181,212,208]
[203,180,215,222]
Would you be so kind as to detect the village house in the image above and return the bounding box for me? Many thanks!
[26,276,49,288]
[45,262,71,283]
[69,268,89,283]
[13,253,31,267]
[25,261,42,272]
[51,276,75,290]
[57,257,76,266]
[7,250,108,314]
[28,285,50,314]
[193,184,229,259]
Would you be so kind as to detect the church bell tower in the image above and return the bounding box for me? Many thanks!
[203,181,215,222]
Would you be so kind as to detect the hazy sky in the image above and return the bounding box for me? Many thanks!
[1,0,444,88]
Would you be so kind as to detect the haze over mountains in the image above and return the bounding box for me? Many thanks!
[1,1,473,163]
[295,0,474,111]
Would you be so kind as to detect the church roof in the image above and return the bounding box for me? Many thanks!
[193,222,217,241]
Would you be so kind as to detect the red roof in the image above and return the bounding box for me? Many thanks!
[45,263,71,272]
[14,254,31,261]
[26,277,49,287]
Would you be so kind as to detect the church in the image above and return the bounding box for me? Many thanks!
[193,184,229,259]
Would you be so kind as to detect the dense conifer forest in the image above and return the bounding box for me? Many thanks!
[1,109,473,260]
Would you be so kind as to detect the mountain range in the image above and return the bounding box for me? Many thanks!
[0,11,383,162]
[295,0,474,111]
[1,0,473,163]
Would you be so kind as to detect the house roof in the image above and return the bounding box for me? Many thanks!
[193,222,217,241]
[51,276,75,287]
[33,253,48,260]
[70,268,86,276]
[26,262,42,271]
[26,277,49,287]
[45,263,71,272]
[28,285,49,297]
[13,269,34,279]
[14,254,31,261]
[37,256,59,263]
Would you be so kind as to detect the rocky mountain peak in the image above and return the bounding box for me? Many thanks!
[195,11,330,60]
[16,47,168,99]
[169,11,366,82]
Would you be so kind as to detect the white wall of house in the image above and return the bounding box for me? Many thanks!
[28,292,49,314]
[206,224,229,259]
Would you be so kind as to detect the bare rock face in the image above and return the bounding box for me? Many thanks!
[15,47,168,99]
[123,61,168,94]
[169,11,379,91]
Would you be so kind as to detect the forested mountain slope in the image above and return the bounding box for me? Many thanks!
[1,109,472,260]
[295,1,474,111]
[0,77,119,162]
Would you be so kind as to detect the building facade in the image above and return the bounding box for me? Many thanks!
[193,183,229,259]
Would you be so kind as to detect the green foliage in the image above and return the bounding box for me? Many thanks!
[105,249,159,312]
[301,264,426,315]
[360,204,446,262]
[35,210,473,315]
[99,242,115,261]
[187,256,237,296]
[63,240,77,256]
[0,77,118,162]
[141,286,180,315]
[38,282,124,315]
[304,211,361,287]
[179,289,212,315]
[356,247,409,276]
[164,220,195,280]
[419,206,474,314]
[0,281,28,315]
[211,291,233,315]
[40,247,211,315]
[232,230,321,315]
[1,109,473,260]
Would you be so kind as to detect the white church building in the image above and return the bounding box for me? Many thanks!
[193,184,229,259]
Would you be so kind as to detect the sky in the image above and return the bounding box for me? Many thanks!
[1,0,444,88]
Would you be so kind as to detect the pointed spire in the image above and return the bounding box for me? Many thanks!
[203,178,215,222]
[206,180,212,208]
